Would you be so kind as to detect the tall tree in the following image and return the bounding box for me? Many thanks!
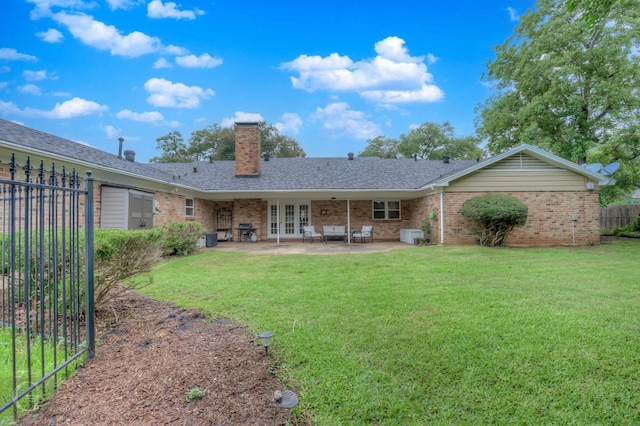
[150,131,190,163]
[150,121,305,163]
[359,122,484,160]
[358,136,400,158]
[260,123,306,158]
[476,0,640,202]
[398,122,455,159]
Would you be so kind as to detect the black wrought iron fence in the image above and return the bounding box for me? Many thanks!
[0,154,94,421]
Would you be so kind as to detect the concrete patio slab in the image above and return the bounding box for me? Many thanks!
[209,241,413,255]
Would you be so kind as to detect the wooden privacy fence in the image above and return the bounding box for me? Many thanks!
[600,205,640,232]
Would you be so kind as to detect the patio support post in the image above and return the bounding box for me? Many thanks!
[276,197,280,245]
[439,191,445,245]
[347,199,351,244]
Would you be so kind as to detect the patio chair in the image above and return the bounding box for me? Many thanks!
[352,225,373,243]
[302,226,322,243]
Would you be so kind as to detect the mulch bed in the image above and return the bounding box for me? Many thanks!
[19,291,296,425]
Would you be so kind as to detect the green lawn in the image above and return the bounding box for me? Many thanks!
[142,240,640,425]
[0,328,80,425]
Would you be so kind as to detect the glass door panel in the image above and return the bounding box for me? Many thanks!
[268,201,311,238]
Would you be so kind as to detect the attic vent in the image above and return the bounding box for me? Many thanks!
[193,167,198,173]
[347,152,354,160]
[123,150,135,162]
[263,152,270,161]
[492,153,560,171]
[443,156,450,164]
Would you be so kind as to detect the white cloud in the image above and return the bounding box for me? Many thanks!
[40,97,107,118]
[23,69,49,81]
[104,124,121,139]
[425,53,438,65]
[0,101,21,115]
[361,85,444,104]
[36,28,64,43]
[153,57,172,69]
[1,97,107,118]
[144,78,214,108]
[147,0,204,20]
[175,53,223,68]
[507,7,519,21]
[26,0,94,20]
[116,109,164,122]
[52,91,71,97]
[311,102,381,139]
[275,113,302,134]
[163,44,189,56]
[221,112,265,127]
[19,84,42,95]
[0,48,37,61]
[106,0,143,10]
[53,12,161,57]
[281,36,444,105]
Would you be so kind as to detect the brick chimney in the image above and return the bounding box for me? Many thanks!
[234,122,261,178]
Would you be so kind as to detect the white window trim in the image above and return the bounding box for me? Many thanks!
[372,200,401,220]
[185,197,195,217]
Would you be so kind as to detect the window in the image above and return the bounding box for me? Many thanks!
[372,201,401,220]
[185,197,194,217]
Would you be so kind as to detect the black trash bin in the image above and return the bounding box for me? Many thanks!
[205,233,218,247]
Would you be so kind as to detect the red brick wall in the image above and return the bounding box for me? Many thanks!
[153,192,215,232]
[234,198,262,239]
[443,191,601,247]
[234,123,260,177]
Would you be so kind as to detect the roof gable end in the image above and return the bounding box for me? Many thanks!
[433,144,613,187]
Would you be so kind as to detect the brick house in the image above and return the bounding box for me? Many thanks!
[0,118,610,247]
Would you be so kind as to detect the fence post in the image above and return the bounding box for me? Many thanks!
[84,171,95,359]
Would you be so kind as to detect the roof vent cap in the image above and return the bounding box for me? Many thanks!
[347,152,354,160]
[123,150,135,162]
[443,155,450,164]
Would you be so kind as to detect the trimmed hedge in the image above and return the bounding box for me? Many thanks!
[461,194,528,246]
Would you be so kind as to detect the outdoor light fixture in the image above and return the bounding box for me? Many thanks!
[259,331,273,355]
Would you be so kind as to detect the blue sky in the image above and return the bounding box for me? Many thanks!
[1,0,535,162]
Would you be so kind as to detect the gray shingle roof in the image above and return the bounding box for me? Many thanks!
[0,118,176,184]
[150,157,479,191]
[1,118,479,193]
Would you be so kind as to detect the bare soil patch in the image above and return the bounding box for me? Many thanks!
[19,291,296,426]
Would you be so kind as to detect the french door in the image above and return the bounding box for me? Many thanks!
[268,201,310,238]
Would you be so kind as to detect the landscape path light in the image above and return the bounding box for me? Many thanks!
[259,331,273,355]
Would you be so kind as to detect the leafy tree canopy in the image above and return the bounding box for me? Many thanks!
[475,0,640,204]
[150,121,305,163]
[358,121,485,160]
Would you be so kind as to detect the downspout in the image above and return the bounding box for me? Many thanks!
[439,191,445,245]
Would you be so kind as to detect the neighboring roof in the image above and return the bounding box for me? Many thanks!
[434,144,613,187]
[633,188,640,199]
[149,157,478,192]
[0,118,176,185]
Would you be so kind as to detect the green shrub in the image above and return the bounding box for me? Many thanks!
[94,228,164,307]
[460,194,528,246]
[607,216,640,238]
[161,221,206,256]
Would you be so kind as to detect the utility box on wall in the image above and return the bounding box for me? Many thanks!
[101,186,154,230]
